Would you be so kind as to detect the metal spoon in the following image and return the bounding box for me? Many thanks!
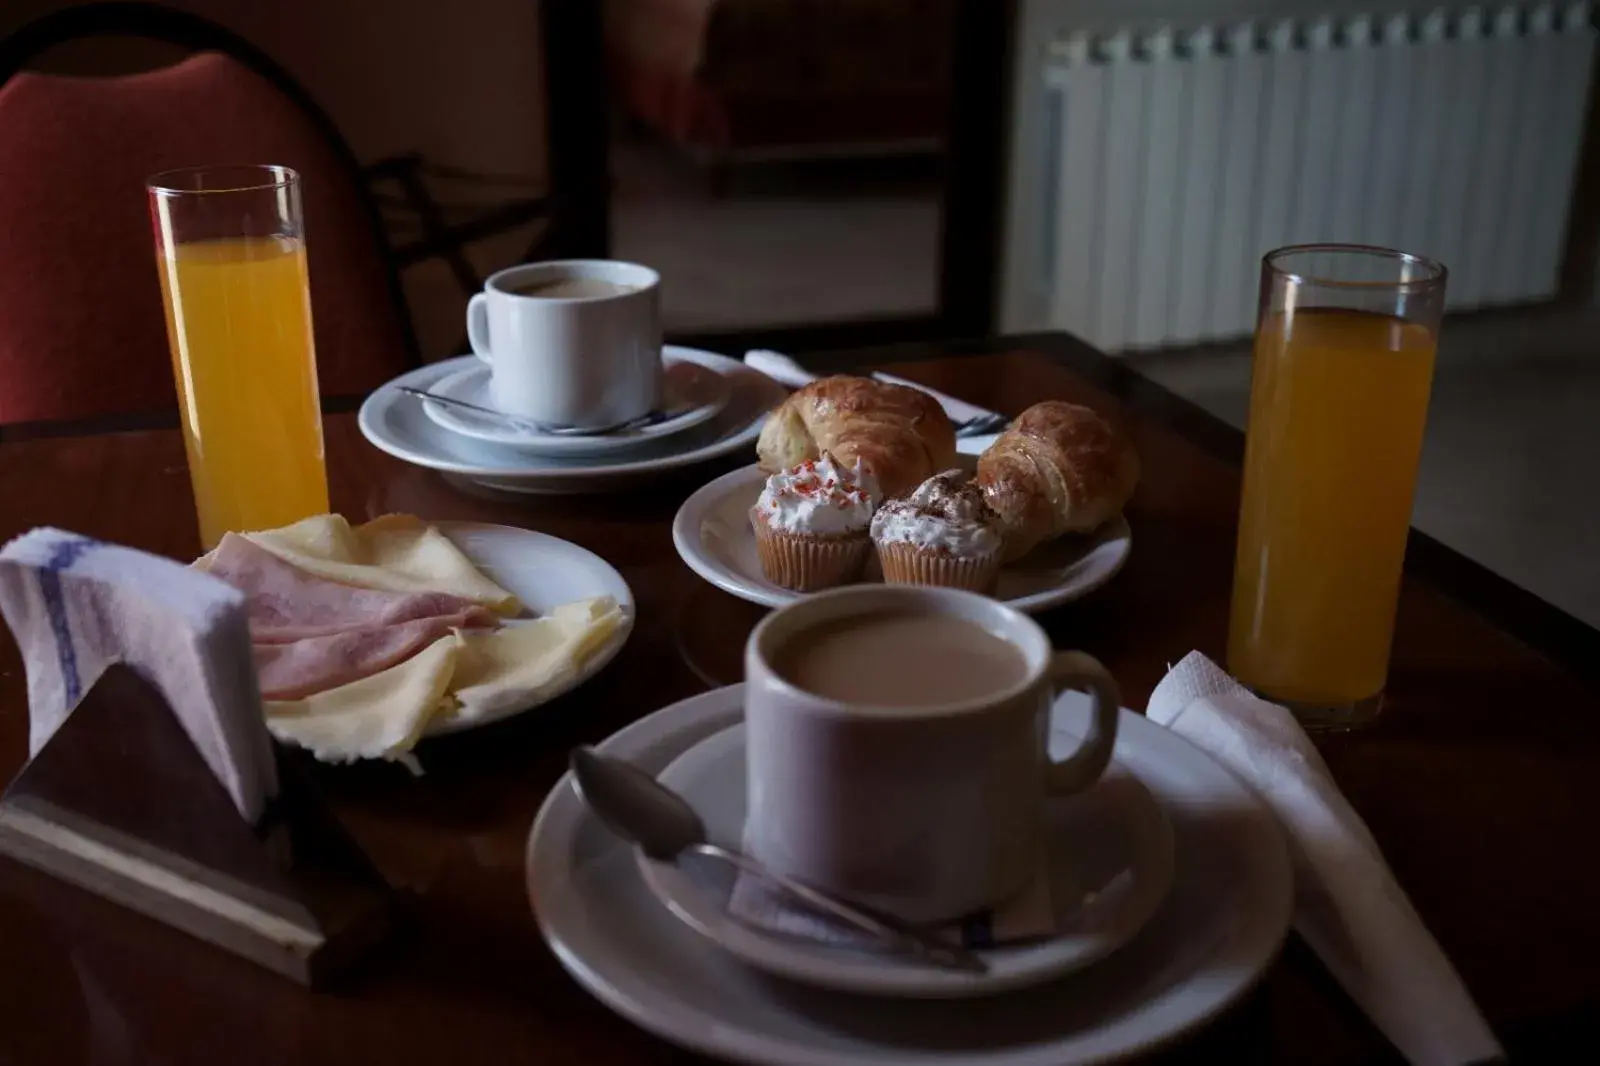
[569,746,987,974]
[399,386,680,436]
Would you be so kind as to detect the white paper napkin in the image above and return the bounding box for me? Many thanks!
[1147,652,1502,1066]
[742,349,819,390]
[0,528,279,824]
[870,370,998,427]
[727,858,1055,950]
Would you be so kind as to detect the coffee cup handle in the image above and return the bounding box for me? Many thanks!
[467,292,493,363]
[1044,651,1121,796]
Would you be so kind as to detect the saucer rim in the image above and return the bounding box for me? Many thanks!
[420,352,732,453]
[527,683,1294,1066]
[635,713,1178,998]
[358,346,788,486]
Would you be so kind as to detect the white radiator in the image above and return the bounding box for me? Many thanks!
[1037,3,1596,351]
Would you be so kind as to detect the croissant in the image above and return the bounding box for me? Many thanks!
[976,401,1139,561]
[756,376,956,499]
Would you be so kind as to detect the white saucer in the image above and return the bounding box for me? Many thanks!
[528,684,1293,1066]
[672,463,1132,613]
[637,714,1174,998]
[426,522,633,735]
[359,347,787,494]
[421,352,732,456]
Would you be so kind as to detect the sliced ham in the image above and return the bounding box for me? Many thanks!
[207,534,498,641]
[253,617,471,700]
[206,533,498,699]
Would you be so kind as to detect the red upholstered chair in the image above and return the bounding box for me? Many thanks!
[0,41,415,428]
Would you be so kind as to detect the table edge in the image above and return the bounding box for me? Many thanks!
[801,331,1600,688]
[5,330,1592,686]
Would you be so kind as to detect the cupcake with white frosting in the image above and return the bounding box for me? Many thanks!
[870,471,1004,593]
[749,454,879,591]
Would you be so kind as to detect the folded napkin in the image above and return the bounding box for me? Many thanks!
[871,371,1000,427]
[742,349,818,390]
[0,528,278,824]
[1147,652,1501,1066]
[727,858,1056,950]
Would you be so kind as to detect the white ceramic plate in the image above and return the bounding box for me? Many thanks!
[528,685,1293,1066]
[359,347,786,494]
[672,463,1132,613]
[637,715,1174,998]
[421,352,732,455]
[425,522,633,735]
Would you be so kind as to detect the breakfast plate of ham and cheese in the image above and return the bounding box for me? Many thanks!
[195,514,633,767]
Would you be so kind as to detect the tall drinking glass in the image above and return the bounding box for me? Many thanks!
[1228,245,1446,729]
[148,165,329,549]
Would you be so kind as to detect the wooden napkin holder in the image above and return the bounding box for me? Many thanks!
[0,664,396,987]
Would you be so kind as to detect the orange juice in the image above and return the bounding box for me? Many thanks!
[157,236,328,548]
[1228,308,1437,708]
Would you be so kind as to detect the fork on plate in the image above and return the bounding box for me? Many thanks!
[743,350,1010,438]
[951,411,1009,438]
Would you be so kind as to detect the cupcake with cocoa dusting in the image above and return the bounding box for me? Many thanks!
[870,470,1004,593]
[749,453,879,591]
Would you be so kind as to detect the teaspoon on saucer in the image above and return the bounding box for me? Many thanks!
[399,386,682,437]
[568,746,987,974]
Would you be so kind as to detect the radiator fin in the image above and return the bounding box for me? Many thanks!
[1042,3,1596,350]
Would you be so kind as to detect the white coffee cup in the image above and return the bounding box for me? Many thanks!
[466,259,661,429]
[743,585,1121,925]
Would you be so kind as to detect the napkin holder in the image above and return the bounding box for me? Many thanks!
[0,664,396,987]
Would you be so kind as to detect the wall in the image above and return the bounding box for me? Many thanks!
[3,0,548,179]
[2,0,551,358]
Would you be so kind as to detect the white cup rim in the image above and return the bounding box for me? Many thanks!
[748,585,1052,720]
[483,259,660,303]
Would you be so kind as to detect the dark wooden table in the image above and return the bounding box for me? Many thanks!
[2,335,1597,1065]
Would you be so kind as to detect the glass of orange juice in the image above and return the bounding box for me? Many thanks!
[1228,245,1447,729]
[148,165,329,549]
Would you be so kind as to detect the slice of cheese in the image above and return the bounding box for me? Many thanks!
[202,513,519,614]
[263,596,624,764]
[264,632,462,765]
[444,596,626,724]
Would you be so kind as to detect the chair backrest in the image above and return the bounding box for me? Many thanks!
[0,9,416,428]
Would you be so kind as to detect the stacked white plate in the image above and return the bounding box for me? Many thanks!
[527,687,1294,1065]
[359,347,787,494]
